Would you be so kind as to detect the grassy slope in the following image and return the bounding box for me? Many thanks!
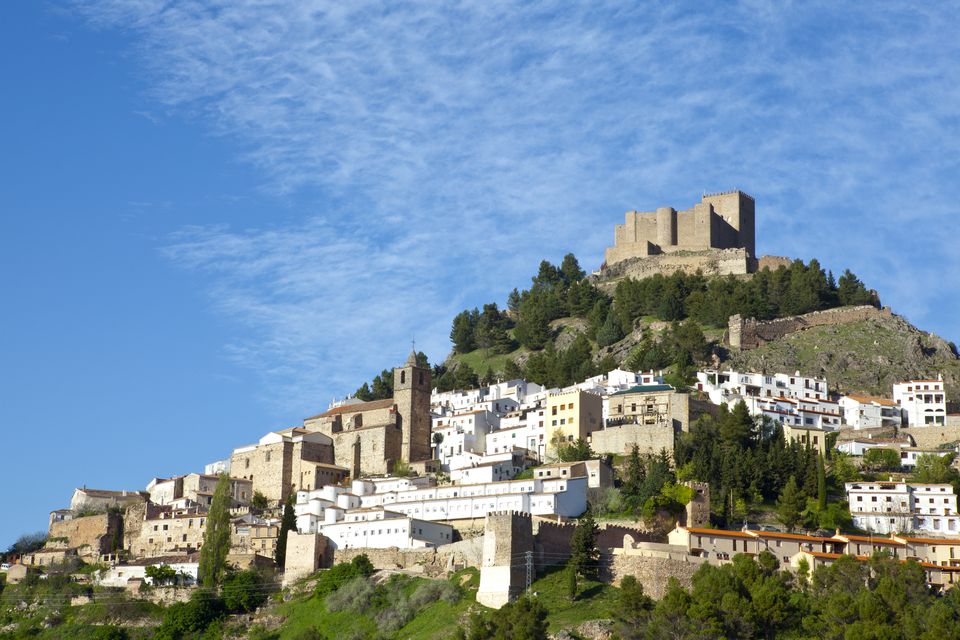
[727,317,960,398]
[273,565,618,639]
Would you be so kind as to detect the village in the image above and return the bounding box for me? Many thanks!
[4,346,959,606]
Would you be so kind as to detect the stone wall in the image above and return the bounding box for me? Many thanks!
[595,248,752,289]
[901,425,960,449]
[283,532,328,587]
[606,547,705,599]
[477,512,534,608]
[589,423,675,458]
[331,536,485,577]
[729,305,892,351]
[48,512,122,560]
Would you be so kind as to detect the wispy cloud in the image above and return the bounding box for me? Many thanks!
[73,1,960,412]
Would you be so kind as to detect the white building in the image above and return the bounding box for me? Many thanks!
[310,507,454,551]
[146,474,252,508]
[431,379,543,415]
[836,440,952,470]
[839,395,902,430]
[846,480,959,534]
[432,409,500,470]
[894,377,947,426]
[95,557,199,588]
[448,450,532,484]
[696,369,829,404]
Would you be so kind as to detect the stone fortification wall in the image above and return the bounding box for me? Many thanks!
[607,545,706,599]
[49,513,122,559]
[729,305,892,351]
[595,248,752,289]
[590,423,675,457]
[331,536,485,577]
[477,512,534,608]
[757,255,793,271]
[901,425,960,449]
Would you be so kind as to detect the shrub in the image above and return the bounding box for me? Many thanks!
[222,569,270,613]
[314,555,375,599]
[154,588,224,640]
[325,576,375,614]
[409,579,461,608]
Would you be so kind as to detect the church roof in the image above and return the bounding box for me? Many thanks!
[306,397,395,420]
[405,350,418,366]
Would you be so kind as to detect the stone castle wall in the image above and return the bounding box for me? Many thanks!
[901,425,960,449]
[604,191,755,268]
[49,513,122,559]
[589,423,676,458]
[729,305,892,351]
[606,547,704,599]
[595,248,753,289]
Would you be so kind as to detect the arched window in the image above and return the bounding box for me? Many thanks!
[401,371,406,384]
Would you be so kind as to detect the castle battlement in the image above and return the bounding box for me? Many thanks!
[604,190,756,268]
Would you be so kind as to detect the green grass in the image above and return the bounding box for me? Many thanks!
[451,346,526,376]
[532,564,620,633]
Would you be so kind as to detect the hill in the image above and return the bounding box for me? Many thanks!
[727,311,960,399]
[442,254,959,402]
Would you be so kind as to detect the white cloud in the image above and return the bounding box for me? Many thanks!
[74,1,960,410]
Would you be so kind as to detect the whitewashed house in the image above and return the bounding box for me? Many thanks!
[894,377,947,426]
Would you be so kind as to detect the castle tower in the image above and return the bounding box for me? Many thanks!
[394,350,432,463]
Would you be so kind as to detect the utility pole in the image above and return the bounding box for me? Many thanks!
[525,550,534,592]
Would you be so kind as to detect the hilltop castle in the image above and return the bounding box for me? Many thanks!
[603,190,756,267]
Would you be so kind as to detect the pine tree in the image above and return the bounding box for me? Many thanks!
[776,476,804,532]
[566,565,578,601]
[198,474,233,588]
[569,512,599,579]
[817,455,827,512]
[275,495,297,569]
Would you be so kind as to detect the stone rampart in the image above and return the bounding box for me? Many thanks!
[595,248,752,289]
[729,305,892,351]
[589,423,675,457]
[606,546,706,598]
[331,536,484,577]
[49,512,122,560]
[901,426,960,449]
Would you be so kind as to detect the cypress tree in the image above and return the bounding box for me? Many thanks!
[198,474,233,588]
[275,495,296,569]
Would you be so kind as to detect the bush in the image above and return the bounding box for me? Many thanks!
[154,588,225,640]
[324,576,375,614]
[314,555,375,599]
[409,579,461,608]
[222,569,270,613]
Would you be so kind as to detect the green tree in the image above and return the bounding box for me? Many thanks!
[596,310,625,347]
[198,474,233,589]
[275,495,297,569]
[560,253,586,283]
[569,512,599,579]
[222,569,269,613]
[558,437,594,462]
[450,309,478,353]
[145,564,179,586]
[913,453,960,489]
[251,491,269,511]
[566,564,578,601]
[617,575,653,625]
[863,447,901,472]
[432,432,444,460]
[817,455,827,512]
[776,476,804,531]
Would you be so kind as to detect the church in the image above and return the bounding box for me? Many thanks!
[302,351,433,478]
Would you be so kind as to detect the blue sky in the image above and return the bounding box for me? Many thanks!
[2,1,958,547]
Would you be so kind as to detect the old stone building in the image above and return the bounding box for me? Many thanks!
[230,428,343,504]
[303,351,433,477]
[604,191,756,267]
[147,473,253,509]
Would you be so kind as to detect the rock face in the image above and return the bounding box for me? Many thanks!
[725,312,960,400]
